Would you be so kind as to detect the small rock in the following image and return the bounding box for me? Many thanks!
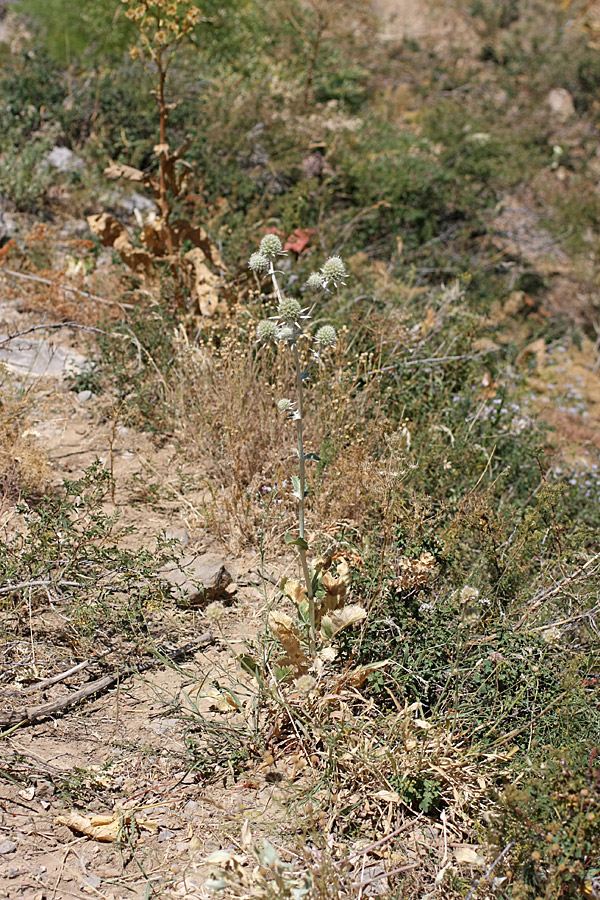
[546,88,575,123]
[165,527,190,546]
[0,840,17,855]
[47,145,84,173]
[77,389,93,403]
[184,800,198,811]
[120,192,155,215]
[81,874,102,889]
[158,829,175,842]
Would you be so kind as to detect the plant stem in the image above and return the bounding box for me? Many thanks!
[269,261,316,654]
[293,342,316,654]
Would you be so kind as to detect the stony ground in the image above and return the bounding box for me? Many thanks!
[0,292,300,899]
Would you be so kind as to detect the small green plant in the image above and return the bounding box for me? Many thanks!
[252,234,346,653]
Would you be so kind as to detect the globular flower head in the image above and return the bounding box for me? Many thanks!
[248,251,269,274]
[205,601,225,623]
[321,256,346,286]
[278,398,294,413]
[278,324,296,342]
[278,297,302,323]
[259,234,283,257]
[256,319,278,343]
[294,674,316,696]
[460,586,479,603]
[315,325,337,347]
[306,272,325,292]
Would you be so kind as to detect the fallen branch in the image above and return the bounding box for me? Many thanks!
[0,266,134,310]
[0,633,213,730]
[0,322,106,348]
[21,651,110,694]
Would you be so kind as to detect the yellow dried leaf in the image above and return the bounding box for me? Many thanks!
[55,809,157,843]
[268,611,310,674]
[342,659,389,688]
[373,790,401,803]
[324,604,366,637]
[454,847,484,865]
[282,579,308,605]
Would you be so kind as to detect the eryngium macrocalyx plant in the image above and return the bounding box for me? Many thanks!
[251,235,346,654]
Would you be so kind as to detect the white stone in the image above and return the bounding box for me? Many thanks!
[546,88,575,123]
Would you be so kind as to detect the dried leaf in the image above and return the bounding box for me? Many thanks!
[268,611,310,674]
[240,819,252,849]
[104,162,148,184]
[321,604,366,638]
[183,247,222,316]
[87,214,155,278]
[342,659,389,688]
[55,809,157,843]
[283,228,315,255]
[373,790,401,803]
[454,847,484,865]
[282,579,308,606]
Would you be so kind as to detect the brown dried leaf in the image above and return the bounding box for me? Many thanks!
[104,162,148,184]
[87,213,155,278]
[183,247,222,316]
[268,610,310,674]
[394,551,437,591]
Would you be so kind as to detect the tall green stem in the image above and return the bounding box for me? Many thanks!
[269,261,316,653]
[293,342,316,653]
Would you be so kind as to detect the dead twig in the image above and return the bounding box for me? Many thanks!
[21,651,110,694]
[0,634,213,730]
[0,266,134,310]
[0,321,107,348]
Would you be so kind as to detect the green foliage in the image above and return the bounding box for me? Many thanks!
[96,305,177,433]
[487,750,600,899]
[333,122,457,252]
[0,131,56,212]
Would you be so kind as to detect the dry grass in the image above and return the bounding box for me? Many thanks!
[166,306,392,549]
[0,377,50,509]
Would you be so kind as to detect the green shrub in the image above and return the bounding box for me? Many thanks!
[486,750,600,899]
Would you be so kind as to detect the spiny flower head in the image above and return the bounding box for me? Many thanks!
[278,297,302,323]
[460,586,479,603]
[278,399,294,413]
[259,234,283,257]
[306,272,325,292]
[315,325,337,347]
[278,324,296,342]
[321,256,346,286]
[294,674,316,696]
[256,319,278,343]
[248,251,269,274]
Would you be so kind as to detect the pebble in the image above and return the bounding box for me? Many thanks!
[0,840,17,855]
